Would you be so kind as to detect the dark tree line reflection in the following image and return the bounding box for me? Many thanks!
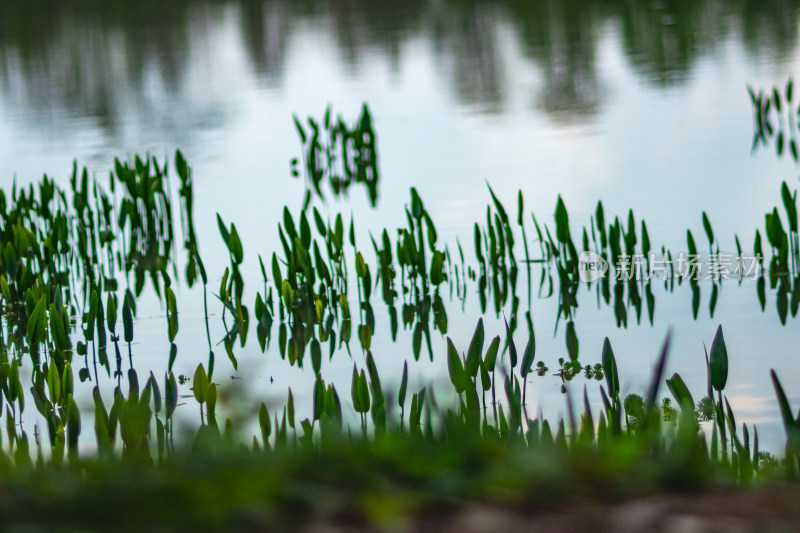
[0,0,798,133]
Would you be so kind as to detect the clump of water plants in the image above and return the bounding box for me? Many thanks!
[0,104,798,530]
[291,103,379,207]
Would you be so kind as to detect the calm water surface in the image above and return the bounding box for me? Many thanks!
[1,0,799,450]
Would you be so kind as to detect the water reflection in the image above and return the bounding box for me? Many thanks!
[435,1,507,114]
[1,0,799,134]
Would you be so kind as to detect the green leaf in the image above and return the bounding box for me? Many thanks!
[430,251,445,285]
[4,242,17,278]
[26,295,46,346]
[702,211,714,245]
[123,296,134,344]
[0,276,10,302]
[566,321,578,362]
[410,188,424,220]
[709,325,728,392]
[356,252,367,278]
[287,389,295,428]
[486,183,509,226]
[193,364,208,404]
[465,318,484,378]
[778,283,788,325]
[407,321,420,360]
[754,230,763,260]
[293,114,307,143]
[666,373,694,412]
[46,361,61,404]
[281,280,294,309]
[314,242,331,283]
[770,369,798,445]
[335,214,344,249]
[313,378,325,421]
[300,211,311,250]
[446,338,468,393]
[424,212,438,252]
[366,351,383,404]
[67,395,81,449]
[93,387,110,451]
[216,214,230,246]
[313,207,327,237]
[225,338,239,371]
[555,196,569,243]
[465,381,480,430]
[311,339,322,376]
[602,337,619,399]
[150,371,162,414]
[228,224,244,264]
[62,362,74,398]
[504,317,517,369]
[398,361,408,408]
[168,343,178,374]
[351,366,362,412]
[358,324,371,351]
[259,403,271,443]
[166,287,178,343]
[781,181,798,233]
[479,360,491,391]
[687,230,697,257]
[474,224,484,264]
[49,303,67,350]
[484,336,500,371]
[106,294,118,335]
[645,332,672,417]
[271,253,283,294]
[359,370,371,414]
[520,330,536,378]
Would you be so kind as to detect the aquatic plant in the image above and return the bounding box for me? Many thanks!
[0,107,797,495]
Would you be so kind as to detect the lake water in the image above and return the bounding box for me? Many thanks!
[1,0,799,452]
